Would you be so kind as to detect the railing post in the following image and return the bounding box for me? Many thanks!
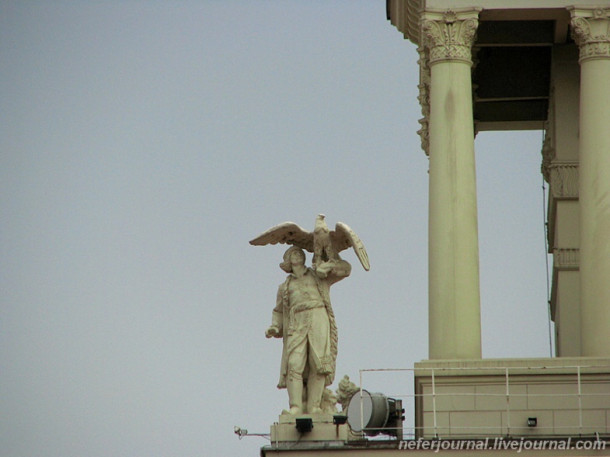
[577,365,583,435]
[359,370,364,434]
[432,368,438,438]
[505,367,511,436]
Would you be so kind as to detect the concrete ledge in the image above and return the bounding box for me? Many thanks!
[270,413,349,442]
[414,357,610,376]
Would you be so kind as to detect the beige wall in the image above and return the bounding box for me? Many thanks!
[414,358,610,439]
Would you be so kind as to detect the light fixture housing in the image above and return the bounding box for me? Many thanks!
[333,415,348,425]
[527,417,537,427]
[295,417,314,433]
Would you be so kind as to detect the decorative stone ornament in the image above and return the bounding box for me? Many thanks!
[570,7,610,62]
[421,9,481,65]
[417,46,431,155]
[250,214,370,272]
[548,163,579,200]
[335,375,359,412]
[415,9,481,155]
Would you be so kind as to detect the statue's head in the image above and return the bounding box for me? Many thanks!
[280,246,305,273]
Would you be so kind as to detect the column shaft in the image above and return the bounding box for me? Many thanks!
[424,10,482,359]
[571,8,610,357]
[580,60,610,356]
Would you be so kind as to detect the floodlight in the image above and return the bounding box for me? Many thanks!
[333,415,348,425]
[346,390,403,437]
[295,417,313,433]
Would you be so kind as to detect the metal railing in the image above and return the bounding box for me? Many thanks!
[355,364,610,439]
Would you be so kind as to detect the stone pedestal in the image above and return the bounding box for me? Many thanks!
[270,412,349,443]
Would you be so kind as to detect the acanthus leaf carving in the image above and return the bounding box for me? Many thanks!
[416,9,479,155]
[570,8,610,61]
[422,10,479,65]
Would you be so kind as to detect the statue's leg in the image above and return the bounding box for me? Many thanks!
[286,339,307,415]
[306,370,325,414]
[286,373,304,415]
[306,308,331,414]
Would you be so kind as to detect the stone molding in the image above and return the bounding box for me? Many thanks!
[548,162,579,199]
[417,46,431,155]
[553,247,580,270]
[546,162,579,252]
[541,133,555,183]
[421,9,481,65]
[569,7,610,62]
[388,0,423,45]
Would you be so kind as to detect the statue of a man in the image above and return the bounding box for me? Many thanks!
[265,246,351,415]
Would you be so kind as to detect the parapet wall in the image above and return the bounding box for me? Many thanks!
[414,357,610,438]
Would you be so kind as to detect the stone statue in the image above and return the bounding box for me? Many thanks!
[250,214,370,272]
[250,215,370,415]
[321,388,339,414]
[336,375,359,411]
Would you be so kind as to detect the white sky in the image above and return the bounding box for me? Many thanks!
[1,2,553,456]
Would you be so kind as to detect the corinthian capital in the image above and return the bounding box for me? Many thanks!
[569,7,610,62]
[421,9,481,65]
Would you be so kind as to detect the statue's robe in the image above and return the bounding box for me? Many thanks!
[270,262,350,388]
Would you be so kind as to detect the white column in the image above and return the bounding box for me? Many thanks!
[422,9,482,359]
[570,7,610,357]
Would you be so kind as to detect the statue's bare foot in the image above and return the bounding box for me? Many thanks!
[287,406,303,415]
[308,406,322,414]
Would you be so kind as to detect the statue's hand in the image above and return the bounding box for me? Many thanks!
[315,261,335,278]
[265,326,280,338]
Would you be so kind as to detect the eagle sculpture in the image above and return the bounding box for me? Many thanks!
[249,214,370,271]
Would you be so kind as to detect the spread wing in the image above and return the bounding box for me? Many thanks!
[331,222,370,271]
[249,221,314,252]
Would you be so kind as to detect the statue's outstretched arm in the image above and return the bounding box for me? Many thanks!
[265,285,284,338]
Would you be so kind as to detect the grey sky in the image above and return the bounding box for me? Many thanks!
[1,2,552,456]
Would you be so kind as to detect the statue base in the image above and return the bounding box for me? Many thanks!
[270,412,349,443]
